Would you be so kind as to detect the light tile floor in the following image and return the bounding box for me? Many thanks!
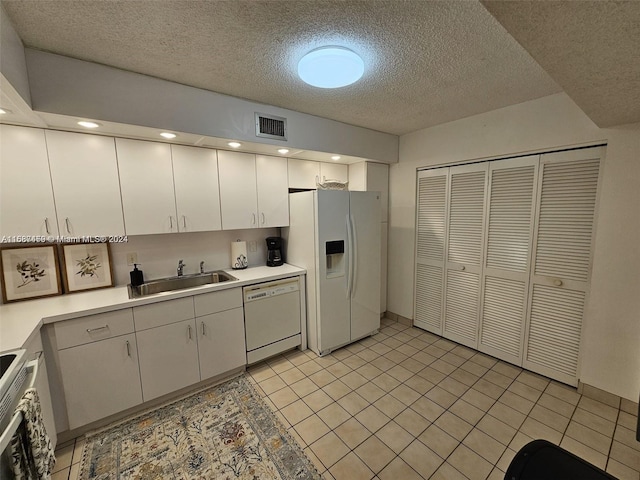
[53,318,640,480]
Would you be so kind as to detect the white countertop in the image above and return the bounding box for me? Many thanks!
[0,263,305,352]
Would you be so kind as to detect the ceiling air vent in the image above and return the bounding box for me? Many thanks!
[255,113,287,141]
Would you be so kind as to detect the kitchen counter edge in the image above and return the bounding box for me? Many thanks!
[0,264,306,352]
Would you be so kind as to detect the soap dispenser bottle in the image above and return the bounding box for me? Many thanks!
[130,264,144,286]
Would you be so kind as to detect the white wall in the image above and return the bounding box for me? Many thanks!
[388,93,640,401]
[109,228,278,286]
[24,49,399,163]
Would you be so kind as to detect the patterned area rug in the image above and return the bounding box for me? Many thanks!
[79,375,322,479]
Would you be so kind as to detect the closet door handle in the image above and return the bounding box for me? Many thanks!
[44,218,51,234]
[126,340,131,357]
[461,265,466,271]
[182,215,187,229]
[188,325,193,340]
[553,279,563,287]
[65,217,71,234]
[169,216,174,230]
[201,322,206,336]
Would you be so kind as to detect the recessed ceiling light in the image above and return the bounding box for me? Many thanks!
[278,149,290,155]
[331,155,341,161]
[0,108,12,115]
[77,120,101,129]
[160,132,177,139]
[298,46,364,88]
[228,142,241,148]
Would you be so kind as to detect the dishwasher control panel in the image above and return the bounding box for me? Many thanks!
[244,278,300,302]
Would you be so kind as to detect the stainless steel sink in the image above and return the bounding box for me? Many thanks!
[128,271,238,298]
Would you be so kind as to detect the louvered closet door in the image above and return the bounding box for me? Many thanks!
[443,164,488,348]
[414,168,449,334]
[524,147,603,386]
[478,156,539,365]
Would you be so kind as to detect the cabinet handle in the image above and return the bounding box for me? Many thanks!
[461,265,466,271]
[252,213,256,226]
[126,340,131,357]
[188,325,192,340]
[86,325,109,333]
[44,218,51,234]
[201,322,206,336]
[169,216,174,229]
[261,212,265,225]
[65,217,71,234]
[553,279,563,287]
[182,215,187,229]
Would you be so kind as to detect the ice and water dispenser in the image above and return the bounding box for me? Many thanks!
[325,240,345,278]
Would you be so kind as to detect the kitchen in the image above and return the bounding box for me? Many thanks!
[0,2,639,480]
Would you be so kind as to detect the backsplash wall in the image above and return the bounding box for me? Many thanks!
[110,228,279,286]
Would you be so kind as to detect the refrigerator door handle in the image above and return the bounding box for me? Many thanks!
[350,214,358,298]
[346,214,354,298]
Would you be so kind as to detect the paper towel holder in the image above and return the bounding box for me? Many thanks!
[231,239,248,270]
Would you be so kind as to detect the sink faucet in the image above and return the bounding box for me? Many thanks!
[200,261,205,274]
[177,260,186,277]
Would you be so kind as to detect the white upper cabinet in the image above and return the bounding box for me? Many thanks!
[218,151,289,229]
[218,150,259,230]
[256,155,289,227]
[0,125,58,237]
[171,145,222,233]
[116,138,178,235]
[288,158,320,189]
[46,131,125,237]
[320,162,348,183]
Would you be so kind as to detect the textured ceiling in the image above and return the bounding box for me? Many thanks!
[1,0,564,135]
[482,0,640,129]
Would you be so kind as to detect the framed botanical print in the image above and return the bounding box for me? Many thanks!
[61,242,114,293]
[1,245,62,303]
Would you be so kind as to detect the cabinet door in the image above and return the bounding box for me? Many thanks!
[524,147,602,386]
[46,131,124,237]
[320,162,348,183]
[116,138,178,235]
[443,163,488,348]
[58,333,142,429]
[288,158,320,189]
[171,145,222,232]
[197,307,245,380]
[218,151,258,230]
[256,155,289,227]
[136,319,200,401]
[0,125,58,237]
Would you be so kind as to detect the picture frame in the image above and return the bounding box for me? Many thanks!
[1,245,63,303]
[61,242,114,293]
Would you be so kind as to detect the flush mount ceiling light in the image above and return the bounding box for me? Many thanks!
[331,155,341,161]
[0,108,12,115]
[298,47,364,88]
[228,142,241,148]
[77,120,101,129]
[278,148,290,155]
[160,132,177,139]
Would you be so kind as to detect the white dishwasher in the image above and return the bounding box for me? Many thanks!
[243,277,302,364]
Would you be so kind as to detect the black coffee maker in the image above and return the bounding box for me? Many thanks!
[266,237,283,267]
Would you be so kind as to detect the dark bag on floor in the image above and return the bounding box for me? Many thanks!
[505,439,617,480]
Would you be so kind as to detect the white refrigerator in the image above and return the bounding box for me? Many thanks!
[284,190,381,355]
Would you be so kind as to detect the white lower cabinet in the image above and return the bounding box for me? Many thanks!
[136,318,201,401]
[58,333,142,430]
[197,308,246,380]
[50,285,251,432]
